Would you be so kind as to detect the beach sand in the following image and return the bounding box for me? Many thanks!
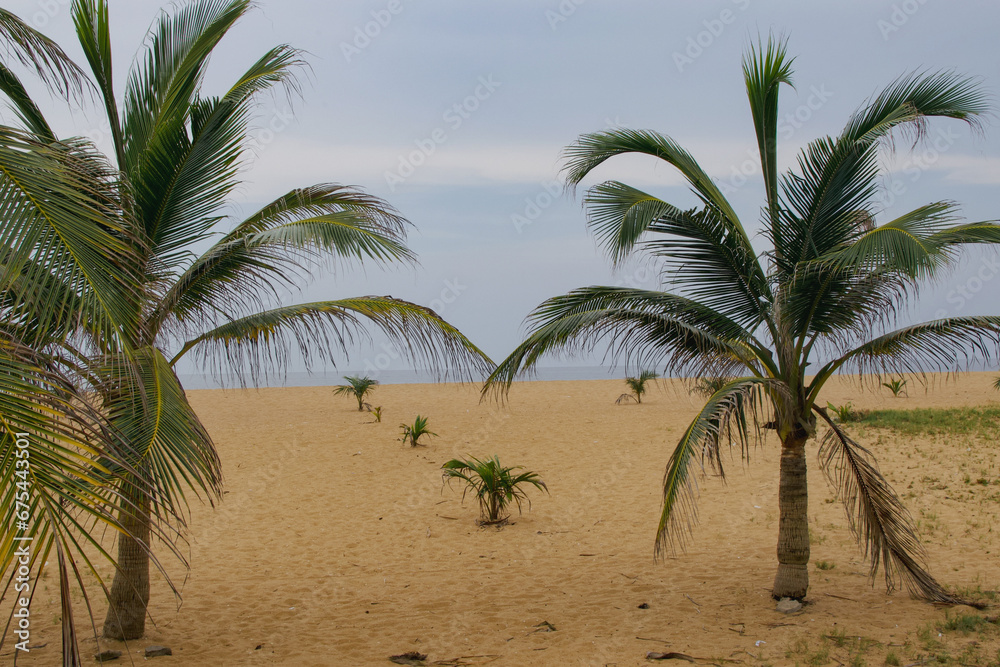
[5,373,1000,665]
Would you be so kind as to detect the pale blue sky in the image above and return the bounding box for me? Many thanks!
[7,1,1000,380]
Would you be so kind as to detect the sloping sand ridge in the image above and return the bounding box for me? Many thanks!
[5,373,1000,665]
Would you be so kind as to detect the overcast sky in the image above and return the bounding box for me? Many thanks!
[7,0,1000,380]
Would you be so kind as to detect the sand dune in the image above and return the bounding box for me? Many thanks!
[5,373,1000,665]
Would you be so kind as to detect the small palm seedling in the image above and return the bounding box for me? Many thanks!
[616,369,660,404]
[883,377,908,397]
[441,456,548,525]
[333,375,379,411]
[827,401,863,423]
[993,376,1000,391]
[400,415,436,447]
[368,405,383,423]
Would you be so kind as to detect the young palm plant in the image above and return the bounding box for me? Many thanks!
[400,415,436,447]
[442,456,548,525]
[1,0,491,646]
[334,375,379,411]
[882,378,908,397]
[485,37,1000,602]
[616,369,659,404]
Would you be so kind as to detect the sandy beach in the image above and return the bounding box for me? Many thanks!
[5,373,1000,665]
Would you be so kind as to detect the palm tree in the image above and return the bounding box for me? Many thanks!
[616,369,659,404]
[486,37,1000,602]
[2,0,491,645]
[333,375,380,411]
[0,10,178,665]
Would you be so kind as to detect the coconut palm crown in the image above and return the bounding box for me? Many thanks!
[485,37,1000,602]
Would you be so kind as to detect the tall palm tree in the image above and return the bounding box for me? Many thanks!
[0,10,177,665]
[486,37,1000,602]
[3,0,491,646]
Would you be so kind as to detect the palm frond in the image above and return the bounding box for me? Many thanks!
[0,336,182,657]
[99,347,221,519]
[841,69,988,148]
[0,61,55,140]
[179,297,493,385]
[743,33,794,225]
[120,0,252,172]
[0,6,91,101]
[152,184,414,334]
[656,377,782,558]
[562,127,744,233]
[814,406,957,602]
[72,0,125,166]
[135,44,305,270]
[0,128,142,348]
[483,287,767,398]
[810,316,1000,399]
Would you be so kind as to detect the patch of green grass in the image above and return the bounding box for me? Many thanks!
[939,612,987,634]
[884,649,901,666]
[855,406,1000,439]
[815,560,836,571]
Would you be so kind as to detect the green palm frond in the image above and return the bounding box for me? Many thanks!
[814,407,956,602]
[0,61,55,139]
[178,297,492,385]
[840,69,988,147]
[0,336,184,655]
[583,181,771,327]
[99,347,221,517]
[137,45,305,269]
[810,317,1000,401]
[743,34,794,225]
[120,0,251,173]
[484,287,767,397]
[72,0,125,166]
[0,6,91,101]
[0,128,142,347]
[812,202,964,278]
[582,180,683,265]
[154,184,414,332]
[563,128,743,234]
[642,206,772,328]
[656,377,782,558]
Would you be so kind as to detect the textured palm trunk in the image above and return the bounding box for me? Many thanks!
[102,483,151,640]
[772,432,810,599]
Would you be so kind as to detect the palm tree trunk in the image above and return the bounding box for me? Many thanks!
[772,431,810,599]
[102,482,150,640]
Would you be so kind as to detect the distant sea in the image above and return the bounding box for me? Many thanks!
[177,365,628,390]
